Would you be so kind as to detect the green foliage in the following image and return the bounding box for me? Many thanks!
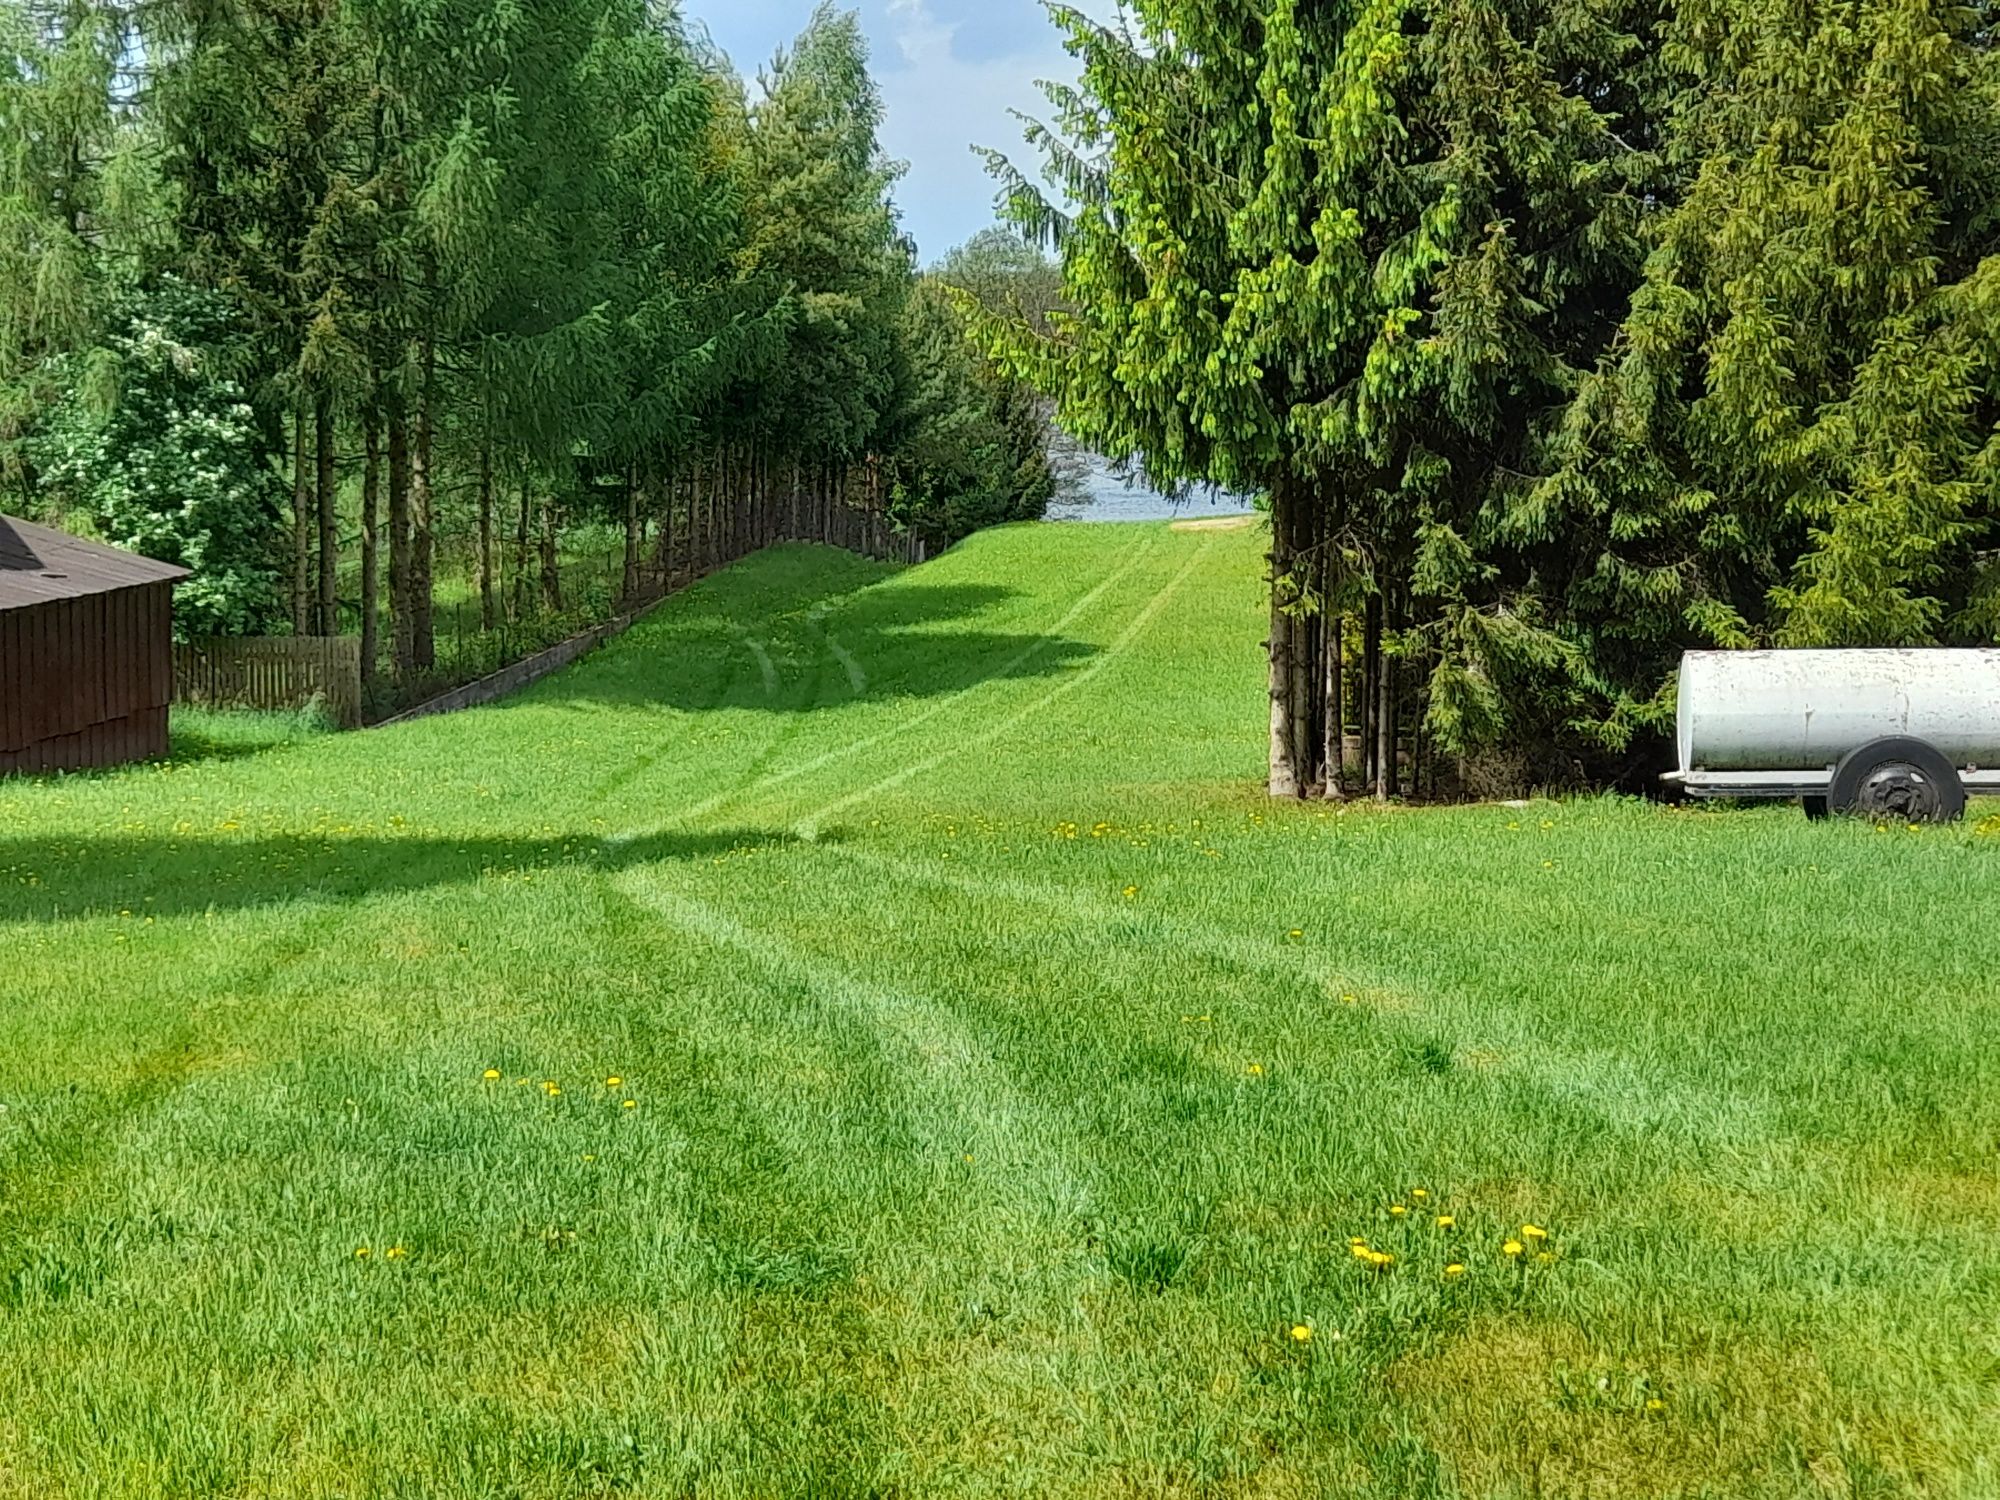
[884,278,1055,541]
[992,0,2000,788]
[27,276,286,635]
[1531,0,2000,676]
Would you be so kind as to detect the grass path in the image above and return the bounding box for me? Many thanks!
[2,522,1997,1497]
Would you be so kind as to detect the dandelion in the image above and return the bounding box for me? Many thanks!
[544,1083,562,1098]
[1436,1215,1455,1229]
[1348,1236,1368,1247]
[1341,993,1358,1005]
[1646,1398,1666,1413]
[386,1246,407,1260]
[1245,1063,1264,1076]
[1349,1242,1373,1260]
[1503,1239,1524,1258]
[1287,928,1303,940]
[354,1246,371,1259]
[482,1069,501,1080]
[1521,1224,1548,1242]
[1123,885,1139,899]
[1290,1325,1313,1343]
[622,1099,636,1110]
[1443,1263,1465,1279]
[1410,1188,1429,1201]
[1389,1205,1407,1218]
[1365,1251,1393,1271]
[605,1076,623,1088]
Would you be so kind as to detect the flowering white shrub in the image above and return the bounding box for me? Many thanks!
[30,277,285,636]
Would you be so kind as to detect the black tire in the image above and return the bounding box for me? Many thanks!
[1802,795,1829,821]
[1827,736,1966,824]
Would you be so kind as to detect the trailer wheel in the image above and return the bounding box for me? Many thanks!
[1828,736,1966,824]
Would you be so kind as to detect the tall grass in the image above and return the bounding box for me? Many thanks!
[1,524,1994,1497]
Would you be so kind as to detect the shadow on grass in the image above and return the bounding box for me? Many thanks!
[541,571,1102,715]
[0,827,808,924]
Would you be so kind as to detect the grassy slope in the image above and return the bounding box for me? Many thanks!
[1,522,1996,1498]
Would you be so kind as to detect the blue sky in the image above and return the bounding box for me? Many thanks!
[680,1,1118,263]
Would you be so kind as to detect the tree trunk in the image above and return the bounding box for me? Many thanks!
[411,335,436,671]
[514,473,531,620]
[291,400,311,636]
[624,464,641,600]
[388,410,412,676]
[1376,585,1399,802]
[1268,480,1304,798]
[1361,591,1381,789]
[478,426,496,633]
[540,494,561,612]
[360,413,380,687]
[1324,610,1345,798]
[315,392,337,636]
[664,468,688,584]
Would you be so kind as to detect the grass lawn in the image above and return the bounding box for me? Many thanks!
[2,520,1996,1498]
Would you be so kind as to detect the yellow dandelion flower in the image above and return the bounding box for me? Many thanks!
[1436,1215,1455,1229]
[1289,1325,1313,1343]
[622,1099,636,1110]
[1389,1205,1407,1218]
[1349,1236,1368,1247]
[482,1069,500,1080]
[1245,1063,1264,1076]
[1350,1243,1373,1260]
[1410,1188,1429,1201]
[605,1076,622,1088]
[1521,1224,1548,1242]
[1287,928,1303,939]
[1503,1239,1524,1257]
[1366,1251,1394,1270]
[1443,1263,1465,1279]
[1645,1398,1666,1413]
[386,1246,407,1260]
[1123,885,1139,899]
[1341,993,1358,1005]
[354,1246,370,1259]
[544,1083,562,1098]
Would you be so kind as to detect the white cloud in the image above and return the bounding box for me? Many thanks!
[687,1,1126,259]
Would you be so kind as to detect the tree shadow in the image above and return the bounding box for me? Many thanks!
[0,827,805,925]
[539,569,1103,714]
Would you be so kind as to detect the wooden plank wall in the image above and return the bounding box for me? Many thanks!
[0,582,174,772]
[173,635,364,728]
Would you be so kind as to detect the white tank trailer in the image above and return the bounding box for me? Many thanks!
[1667,648,2000,821]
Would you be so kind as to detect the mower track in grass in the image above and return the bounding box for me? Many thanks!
[1,520,1998,1498]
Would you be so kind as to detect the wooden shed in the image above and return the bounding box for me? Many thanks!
[1,514,190,776]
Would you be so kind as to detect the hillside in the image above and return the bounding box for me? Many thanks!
[2,522,1996,1498]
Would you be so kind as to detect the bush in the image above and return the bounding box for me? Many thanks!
[28,276,285,637]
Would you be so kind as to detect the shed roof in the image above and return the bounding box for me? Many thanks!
[0,514,190,610]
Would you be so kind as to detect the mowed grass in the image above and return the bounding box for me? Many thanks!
[2,521,1997,1498]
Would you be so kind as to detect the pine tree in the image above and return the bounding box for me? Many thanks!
[1528,0,2000,731]
[987,0,1655,794]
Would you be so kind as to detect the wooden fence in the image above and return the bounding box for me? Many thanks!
[174,635,364,728]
